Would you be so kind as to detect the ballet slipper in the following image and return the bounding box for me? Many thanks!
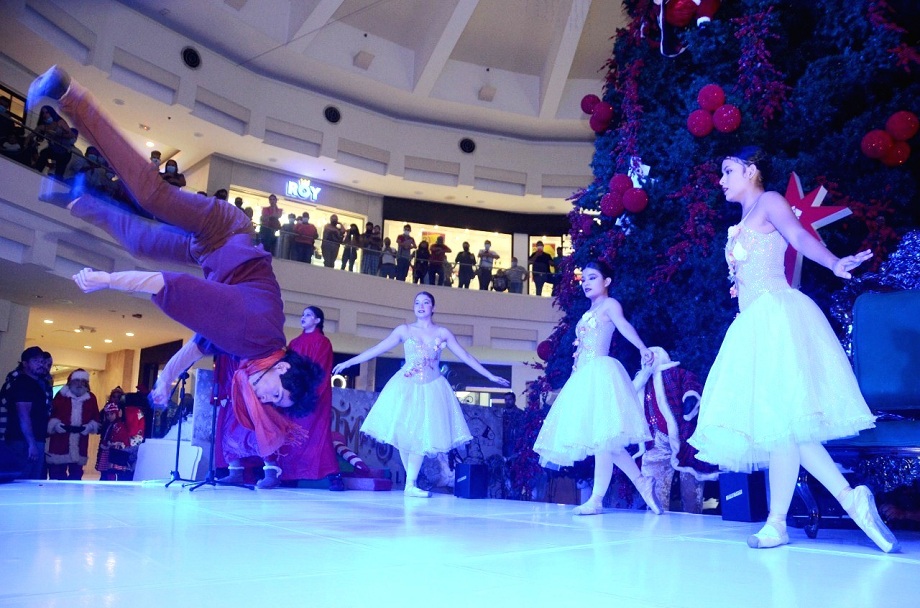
[572,496,604,516]
[403,485,431,498]
[747,518,790,549]
[635,475,663,515]
[28,65,71,108]
[840,486,900,553]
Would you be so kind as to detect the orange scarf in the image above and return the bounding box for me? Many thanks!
[231,349,307,458]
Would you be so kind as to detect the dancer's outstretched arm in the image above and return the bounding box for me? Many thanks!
[150,340,205,406]
[443,330,509,386]
[332,325,407,374]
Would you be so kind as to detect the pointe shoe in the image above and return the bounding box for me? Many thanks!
[404,485,431,498]
[843,486,900,553]
[572,497,604,516]
[27,65,71,109]
[747,520,790,549]
[635,476,663,515]
[256,464,282,489]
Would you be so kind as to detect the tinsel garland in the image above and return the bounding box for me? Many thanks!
[831,230,920,356]
[649,161,722,290]
[732,6,791,126]
[868,0,920,71]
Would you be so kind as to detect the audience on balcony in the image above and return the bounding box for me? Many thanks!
[455,242,476,289]
[428,236,451,286]
[477,240,500,290]
[321,214,344,268]
[340,223,360,272]
[412,240,430,285]
[396,223,416,281]
[380,237,398,279]
[161,158,186,188]
[293,211,318,263]
[361,223,383,276]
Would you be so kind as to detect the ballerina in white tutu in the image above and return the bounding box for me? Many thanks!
[689,147,899,552]
[332,291,509,497]
[533,261,662,516]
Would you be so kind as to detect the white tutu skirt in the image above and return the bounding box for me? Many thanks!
[534,356,650,467]
[361,373,472,456]
[690,289,875,472]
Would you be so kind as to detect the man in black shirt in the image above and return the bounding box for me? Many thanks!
[528,241,555,296]
[1,347,52,479]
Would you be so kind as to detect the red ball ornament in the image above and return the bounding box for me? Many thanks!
[580,94,601,114]
[592,102,614,123]
[885,111,920,142]
[880,141,911,167]
[622,187,649,213]
[861,129,894,159]
[589,112,610,134]
[697,84,725,112]
[537,340,553,361]
[713,104,742,133]
[608,173,633,195]
[665,0,698,27]
[687,109,713,137]
[600,191,625,217]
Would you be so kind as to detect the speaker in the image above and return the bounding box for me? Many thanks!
[454,463,488,499]
[720,471,768,522]
[181,47,202,69]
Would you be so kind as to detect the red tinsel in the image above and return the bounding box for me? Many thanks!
[868,0,920,72]
[731,7,791,126]
[649,161,722,291]
[814,177,900,271]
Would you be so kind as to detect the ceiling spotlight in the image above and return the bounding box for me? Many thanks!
[43,319,53,324]
[83,345,92,349]
[74,328,81,333]
[478,85,496,102]
[139,123,150,131]
[145,141,155,147]
[125,332,135,337]
[104,339,113,344]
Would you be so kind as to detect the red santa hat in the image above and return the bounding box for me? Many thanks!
[103,401,120,414]
[68,369,90,383]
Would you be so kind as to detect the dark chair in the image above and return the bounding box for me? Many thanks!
[792,290,920,536]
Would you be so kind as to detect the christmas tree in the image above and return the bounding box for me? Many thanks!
[511,0,919,500]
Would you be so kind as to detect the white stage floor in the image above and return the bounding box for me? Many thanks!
[1,481,917,608]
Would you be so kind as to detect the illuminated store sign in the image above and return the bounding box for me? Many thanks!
[286,177,322,202]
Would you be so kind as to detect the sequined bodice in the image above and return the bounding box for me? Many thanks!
[402,336,444,383]
[727,223,790,311]
[572,310,615,371]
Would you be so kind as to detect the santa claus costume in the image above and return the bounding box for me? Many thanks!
[633,348,718,513]
[46,369,100,480]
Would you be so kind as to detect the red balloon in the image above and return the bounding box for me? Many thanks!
[861,129,894,159]
[623,187,649,213]
[697,84,725,112]
[600,191,625,217]
[608,173,633,195]
[580,94,601,114]
[687,109,713,137]
[885,111,920,142]
[537,340,553,361]
[881,141,911,167]
[713,104,742,133]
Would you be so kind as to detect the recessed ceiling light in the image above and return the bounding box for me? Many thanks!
[113,99,125,106]
[74,328,82,333]
[125,332,135,337]
[83,345,92,349]
[145,141,155,147]
[104,339,113,344]
[43,319,53,324]
[193,132,203,138]
[268,157,277,162]
[139,123,150,131]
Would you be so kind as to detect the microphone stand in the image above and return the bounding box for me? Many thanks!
[164,371,195,487]
[188,365,253,492]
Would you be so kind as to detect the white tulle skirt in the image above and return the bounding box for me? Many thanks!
[534,356,650,467]
[361,373,471,456]
[690,288,875,472]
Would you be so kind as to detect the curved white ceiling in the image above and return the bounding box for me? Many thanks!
[121,0,626,140]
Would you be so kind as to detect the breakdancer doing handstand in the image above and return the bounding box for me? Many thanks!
[29,66,321,457]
